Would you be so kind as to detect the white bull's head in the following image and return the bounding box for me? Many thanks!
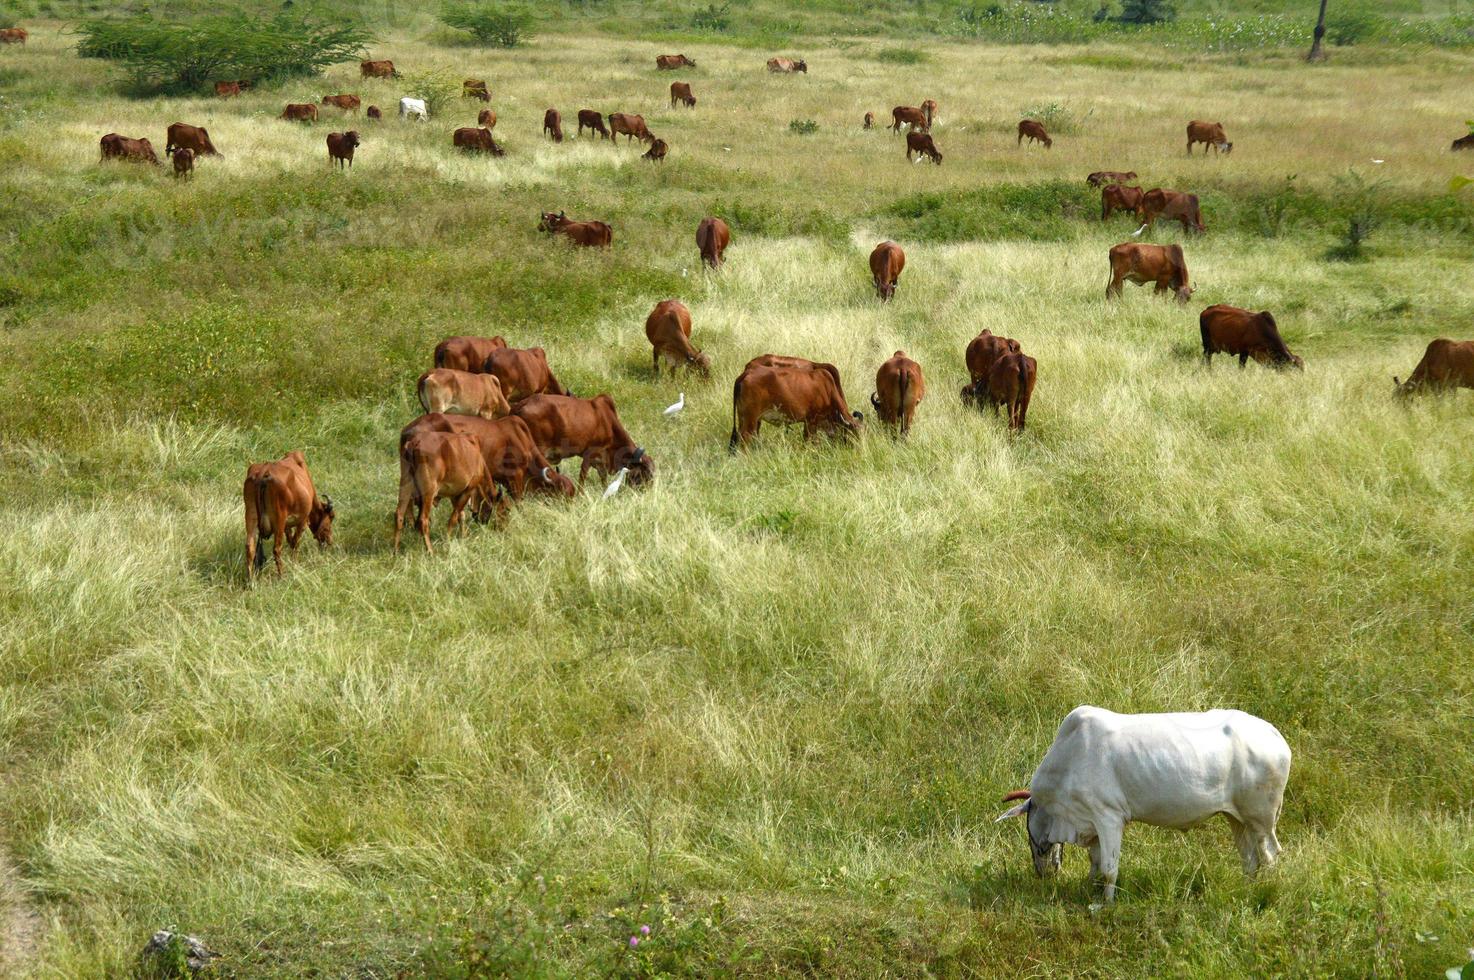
[996,790,1063,877]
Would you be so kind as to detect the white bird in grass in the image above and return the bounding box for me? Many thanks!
[602,467,628,499]
[664,392,685,416]
[1372,158,1385,164]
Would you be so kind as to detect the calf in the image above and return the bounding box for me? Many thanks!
[401,413,576,507]
[539,210,613,248]
[1018,119,1052,148]
[766,57,807,73]
[646,299,710,378]
[657,53,696,69]
[1134,188,1205,235]
[670,82,696,108]
[997,705,1290,902]
[366,105,382,121]
[906,130,942,165]
[434,335,507,372]
[281,103,319,123]
[321,93,360,114]
[608,112,653,143]
[453,127,504,156]
[1452,133,1474,152]
[1187,119,1232,155]
[871,351,925,435]
[960,330,1022,404]
[463,78,489,101]
[166,122,221,158]
[1088,170,1138,187]
[398,97,428,121]
[1200,305,1302,370]
[100,133,159,165]
[327,130,360,169]
[169,146,194,179]
[729,361,862,450]
[394,431,493,553]
[642,138,668,162]
[512,394,654,488]
[1106,242,1192,304]
[983,351,1037,430]
[921,99,938,127]
[1101,183,1145,222]
[543,108,564,142]
[0,27,27,44]
[417,368,512,419]
[577,109,610,139]
[243,450,333,578]
[361,59,399,79]
[863,111,875,130]
[891,106,928,133]
[696,216,730,269]
[1395,338,1474,394]
[869,240,905,301]
[482,345,568,400]
[477,108,497,129]
[214,81,243,98]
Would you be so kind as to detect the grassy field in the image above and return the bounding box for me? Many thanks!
[3,11,1474,978]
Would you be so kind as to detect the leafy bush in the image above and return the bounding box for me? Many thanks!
[875,47,928,65]
[1019,101,1090,135]
[1327,170,1387,261]
[690,2,731,32]
[73,12,371,93]
[400,66,461,118]
[1117,0,1175,25]
[788,118,819,135]
[1329,11,1380,46]
[440,2,533,47]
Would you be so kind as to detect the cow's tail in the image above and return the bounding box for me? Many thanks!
[433,345,447,369]
[897,368,909,433]
[728,376,743,453]
[253,476,273,568]
[417,374,432,415]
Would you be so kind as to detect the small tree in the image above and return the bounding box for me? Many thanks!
[400,67,461,118]
[1117,0,1176,24]
[440,2,533,47]
[1307,0,1329,60]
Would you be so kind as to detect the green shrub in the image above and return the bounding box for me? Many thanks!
[1329,11,1381,46]
[875,47,928,65]
[690,2,732,32]
[440,2,533,47]
[1327,170,1387,261]
[789,118,819,135]
[1019,101,1090,135]
[1117,0,1175,25]
[400,66,461,118]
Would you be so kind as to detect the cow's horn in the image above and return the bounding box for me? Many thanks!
[542,467,552,481]
[851,410,863,421]
[631,447,645,462]
[320,494,334,513]
[1001,790,1031,803]
[1393,376,1402,387]
[869,393,881,411]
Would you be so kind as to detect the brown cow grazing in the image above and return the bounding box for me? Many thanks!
[327,130,360,169]
[1018,119,1052,148]
[543,108,563,142]
[961,330,1022,403]
[1106,243,1192,304]
[1200,305,1303,370]
[482,345,568,401]
[1088,170,1138,187]
[453,127,504,156]
[463,78,490,101]
[477,108,497,129]
[656,53,697,69]
[434,335,507,372]
[281,103,319,123]
[921,99,938,127]
[361,59,399,79]
[1187,120,1232,155]
[1395,338,1474,394]
[577,109,610,139]
[321,93,360,114]
[642,138,668,162]
[871,351,925,436]
[0,27,27,44]
[1101,183,1145,222]
[1135,188,1205,235]
[400,413,575,508]
[366,105,382,121]
[166,122,220,158]
[696,216,730,270]
[1452,134,1474,152]
[214,81,243,98]
[906,130,942,165]
[891,106,928,133]
[729,361,862,450]
[169,146,194,179]
[670,82,696,108]
[609,112,654,143]
[394,430,493,553]
[512,394,654,488]
[646,299,710,378]
[767,57,807,73]
[863,111,875,130]
[418,369,512,419]
[984,351,1037,430]
[539,210,613,248]
[99,133,159,165]
[869,241,905,301]
[243,451,334,578]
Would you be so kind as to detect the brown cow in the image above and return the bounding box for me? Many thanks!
[1395,338,1474,394]
[361,59,399,79]
[434,335,507,372]
[1200,305,1303,370]
[1452,134,1474,152]
[921,99,938,127]
[169,146,194,179]
[400,413,575,507]
[767,57,807,73]
[869,241,905,301]
[646,299,710,378]
[539,210,613,248]
[609,112,653,143]
[657,54,697,69]
[577,109,610,139]
[984,352,1037,430]
[321,94,360,114]
[453,127,504,156]
[1018,119,1052,148]
[166,122,220,158]
[871,351,925,435]
[327,130,360,169]
[891,106,928,133]
[99,133,159,165]
[477,108,497,129]
[366,105,382,121]
[417,369,512,419]
[961,330,1022,403]
[863,111,875,130]
[729,361,861,450]
[214,81,244,98]
[543,108,563,142]
[1088,170,1138,187]
[1187,120,1232,155]
[906,130,942,165]
[1106,243,1192,304]
[243,450,333,578]
[463,78,490,101]
[670,82,696,108]
[482,345,568,400]
[512,394,654,488]
[643,138,668,162]
[394,430,493,553]
[696,216,730,269]
[281,103,319,123]
[0,27,27,44]
[1135,188,1205,235]
[1101,183,1145,222]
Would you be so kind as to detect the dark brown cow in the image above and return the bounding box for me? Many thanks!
[642,138,668,162]
[281,103,319,123]
[477,108,497,129]
[984,352,1037,430]
[871,351,925,435]
[327,130,360,169]
[609,112,654,143]
[243,450,333,578]
[577,109,610,139]
[214,81,244,98]
[863,111,875,130]
[1395,339,1474,394]
[696,216,730,269]
[1200,305,1302,370]
[543,108,563,142]
[767,57,807,73]
[463,78,490,101]
[1187,120,1232,155]
[657,54,696,69]
[453,127,504,156]
[361,59,399,79]
[1452,134,1474,152]
[0,28,27,44]
[400,413,575,511]
[169,146,194,179]
[366,105,382,121]
[670,82,696,108]
[1018,119,1052,148]
[729,361,862,450]
[962,330,1022,403]
[321,93,360,114]
[1101,183,1145,222]
[1106,243,1192,304]
[869,241,905,301]
[434,335,507,372]
[482,346,568,400]
[906,130,942,165]
[1088,170,1138,187]
[891,106,928,133]
[646,299,710,378]
[921,99,938,126]
[418,369,512,419]
[539,210,613,248]
[394,430,492,553]
[1135,188,1205,234]
[512,394,654,488]
[166,122,220,157]
[99,133,159,165]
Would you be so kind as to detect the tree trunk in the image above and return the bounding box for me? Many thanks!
[1307,0,1329,61]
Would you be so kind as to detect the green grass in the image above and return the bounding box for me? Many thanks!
[2,16,1474,979]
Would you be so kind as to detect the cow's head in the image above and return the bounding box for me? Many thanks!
[995,790,1063,878]
[1220,141,1233,154]
[1282,352,1305,371]
[539,210,566,232]
[310,495,335,546]
[960,381,979,406]
[346,131,361,148]
[684,55,696,66]
[688,350,712,378]
[796,60,808,73]
[621,446,655,487]
[538,466,577,498]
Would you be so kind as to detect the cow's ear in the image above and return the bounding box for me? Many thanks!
[995,801,1030,823]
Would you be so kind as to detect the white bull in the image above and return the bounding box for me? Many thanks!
[399,97,428,121]
[997,705,1291,901]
